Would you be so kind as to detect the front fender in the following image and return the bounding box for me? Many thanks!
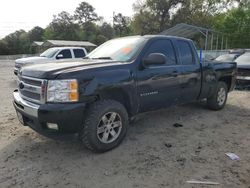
[79,69,138,115]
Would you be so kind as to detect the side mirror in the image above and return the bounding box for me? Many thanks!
[56,54,64,59]
[142,53,166,67]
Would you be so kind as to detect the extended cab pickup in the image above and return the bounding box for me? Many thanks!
[13,35,237,152]
[14,47,87,75]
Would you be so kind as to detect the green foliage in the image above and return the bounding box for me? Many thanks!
[95,35,108,45]
[0,40,9,55]
[1,30,30,54]
[43,11,81,41]
[171,0,215,28]
[74,2,99,24]
[213,7,250,48]
[0,0,249,55]
[28,26,44,42]
[132,0,184,34]
[132,0,234,34]
[132,0,250,48]
[131,11,159,34]
[99,22,115,39]
[113,13,131,36]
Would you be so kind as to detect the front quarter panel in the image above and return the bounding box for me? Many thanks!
[78,66,138,114]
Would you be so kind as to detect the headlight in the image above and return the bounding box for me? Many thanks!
[47,79,78,102]
[15,63,21,68]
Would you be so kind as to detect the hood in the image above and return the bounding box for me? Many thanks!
[20,59,125,79]
[15,56,50,64]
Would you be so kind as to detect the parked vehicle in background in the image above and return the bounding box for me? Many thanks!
[13,35,237,152]
[14,47,87,75]
[229,49,245,55]
[215,53,240,62]
[235,52,250,89]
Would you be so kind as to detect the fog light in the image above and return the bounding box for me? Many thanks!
[47,123,58,130]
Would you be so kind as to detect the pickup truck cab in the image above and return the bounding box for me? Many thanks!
[13,35,237,152]
[14,47,87,75]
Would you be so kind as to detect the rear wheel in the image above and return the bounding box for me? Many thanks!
[80,100,128,152]
[207,81,228,110]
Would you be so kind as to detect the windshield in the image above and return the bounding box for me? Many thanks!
[235,53,250,65]
[40,48,59,58]
[87,37,146,62]
[215,54,237,62]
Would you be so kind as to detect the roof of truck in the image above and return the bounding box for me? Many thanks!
[112,35,192,41]
[143,34,192,41]
[42,40,97,47]
[47,46,87,50]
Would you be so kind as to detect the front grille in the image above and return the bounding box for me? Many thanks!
[20,90,41,100]
[21,77,41,86]
[17,76,46,104]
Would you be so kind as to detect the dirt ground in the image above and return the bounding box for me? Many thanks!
[0,60,250,188]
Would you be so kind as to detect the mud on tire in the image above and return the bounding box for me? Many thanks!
[207,81,228,111]
[79,100,128,152]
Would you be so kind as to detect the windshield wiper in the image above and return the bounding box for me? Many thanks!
[92,57,113,60]
[82,56,90,59]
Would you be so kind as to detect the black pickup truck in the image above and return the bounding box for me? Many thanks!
[13,35,237,152]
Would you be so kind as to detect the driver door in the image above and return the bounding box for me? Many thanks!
[136,39,182,112]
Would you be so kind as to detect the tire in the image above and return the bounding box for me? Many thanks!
[207,81,228,110]
[80,100,128,152]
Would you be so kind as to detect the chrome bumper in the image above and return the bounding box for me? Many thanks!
[14,67,19,75]
[237,76,250,81]
[13,91,39,118]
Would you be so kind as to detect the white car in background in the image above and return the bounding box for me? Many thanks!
[14,47,87,75]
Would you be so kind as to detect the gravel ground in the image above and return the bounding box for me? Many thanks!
[0,60,250,188]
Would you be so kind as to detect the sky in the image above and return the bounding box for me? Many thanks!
[0,0,135,39]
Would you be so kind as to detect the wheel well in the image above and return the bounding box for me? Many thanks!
[96,89,132,116]
[219,76,232,91]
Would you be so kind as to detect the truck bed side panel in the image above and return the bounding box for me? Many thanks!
[199,61,237,99]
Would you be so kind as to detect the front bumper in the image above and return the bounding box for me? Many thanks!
[14,67,19,75]
[13,90,87,137]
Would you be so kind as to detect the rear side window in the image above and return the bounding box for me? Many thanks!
[58,49,72,58]
[73,49,86,58]
[177,41,194,65]
[144,39,177,65]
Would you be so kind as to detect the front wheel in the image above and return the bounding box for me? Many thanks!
[80,100,128,152]
[207,81,228,110]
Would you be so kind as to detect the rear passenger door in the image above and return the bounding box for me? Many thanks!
[73,49,86,58]
[176,40,202,103]
[136,39,182,112]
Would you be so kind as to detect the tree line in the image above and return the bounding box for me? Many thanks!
[0,0,249,55]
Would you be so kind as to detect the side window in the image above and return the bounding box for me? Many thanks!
[73,49,86,58]
[177,41,194,65]
[144,39,176,65]
[58,49,72,59]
